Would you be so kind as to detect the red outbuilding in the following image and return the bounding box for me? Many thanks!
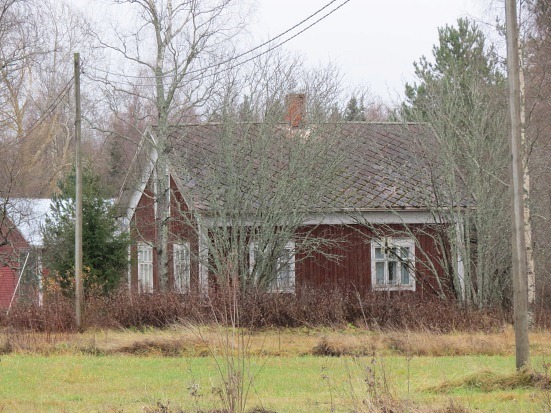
[0,199,50,309]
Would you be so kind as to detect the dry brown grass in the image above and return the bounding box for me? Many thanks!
[425,367,551,393]
[2,325,551,358]
[143,402,277,413]
[0,328,81,355]
[382,330,512,356]
[312,327,551,358]
[354,399,474,413]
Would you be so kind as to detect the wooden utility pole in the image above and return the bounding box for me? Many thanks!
[74,52,83,330]
[505,0,530,369]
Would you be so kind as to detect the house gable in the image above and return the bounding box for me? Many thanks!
[127,172,200,293]
[116,130,159,232]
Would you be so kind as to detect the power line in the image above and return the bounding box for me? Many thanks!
[89,0,343,80]
[18,77,74,140]
[86,0,352,86]
[207,0,352,79]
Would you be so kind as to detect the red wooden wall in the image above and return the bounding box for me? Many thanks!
[129,176,450,297]
[296,223,449,297]
[130,177,199,292]
[0,223,31,308]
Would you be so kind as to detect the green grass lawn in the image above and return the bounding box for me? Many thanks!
[0,353,548,412]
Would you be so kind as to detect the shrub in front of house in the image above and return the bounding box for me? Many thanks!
[1,286,509,332]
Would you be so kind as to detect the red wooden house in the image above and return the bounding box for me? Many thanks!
[0,199,50,308]
[117,96,465,299]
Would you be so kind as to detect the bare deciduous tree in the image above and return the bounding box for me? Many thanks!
[158,49,353,292]
[96,0,246,289]
[0,0,99,197]
[401,18,512,307]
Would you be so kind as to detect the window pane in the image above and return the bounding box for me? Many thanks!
[138,244,153,291]
[373,240,414,290]
[277,249,291,289]
[388,261,397,284]
[401,263,410,285]
[278,266,290,288]
[375,262,385,285]
[174,244,190,292]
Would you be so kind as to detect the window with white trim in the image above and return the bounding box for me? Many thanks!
[371,238,415,291]
[173,242,191,293]
[17,251,41,303]
[249,241,295,293]
[137,242,154,292]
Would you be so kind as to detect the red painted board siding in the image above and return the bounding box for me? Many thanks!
[0,220,31,308]
[0,264,17,308]
[295,224,449,297]
[129,174,450,297]
[130,176,199,292]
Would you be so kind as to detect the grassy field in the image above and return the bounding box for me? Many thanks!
[1,327,550,412]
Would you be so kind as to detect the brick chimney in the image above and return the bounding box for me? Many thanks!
[285,93,305,128]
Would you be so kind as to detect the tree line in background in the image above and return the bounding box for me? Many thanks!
[1,0,551,309]
[0,0,392,201]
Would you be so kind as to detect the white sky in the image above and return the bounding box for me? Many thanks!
[73,0,498,105]
[249,0,493,104]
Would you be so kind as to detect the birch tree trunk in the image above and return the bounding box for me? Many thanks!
[518,47,536,306]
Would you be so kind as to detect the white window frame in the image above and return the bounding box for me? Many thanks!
[371,238,415,291]
[173,242,191,293]
[249,240,295,293]
[137,242,154,292]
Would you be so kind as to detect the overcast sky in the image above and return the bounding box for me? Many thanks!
[74,0,498,105]
[249,0,493,104]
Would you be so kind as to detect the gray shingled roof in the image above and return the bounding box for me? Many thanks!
[161,122,443,213]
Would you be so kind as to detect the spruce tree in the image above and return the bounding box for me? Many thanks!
[42,166,128,295]
[344,95,366,121]
[402,17,504,120]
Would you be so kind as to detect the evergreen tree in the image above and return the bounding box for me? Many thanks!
[108,135,124,180]
[343,95,366,121]
[238,95,255,121]
[402,17,504,120]
[42,166,128,295]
